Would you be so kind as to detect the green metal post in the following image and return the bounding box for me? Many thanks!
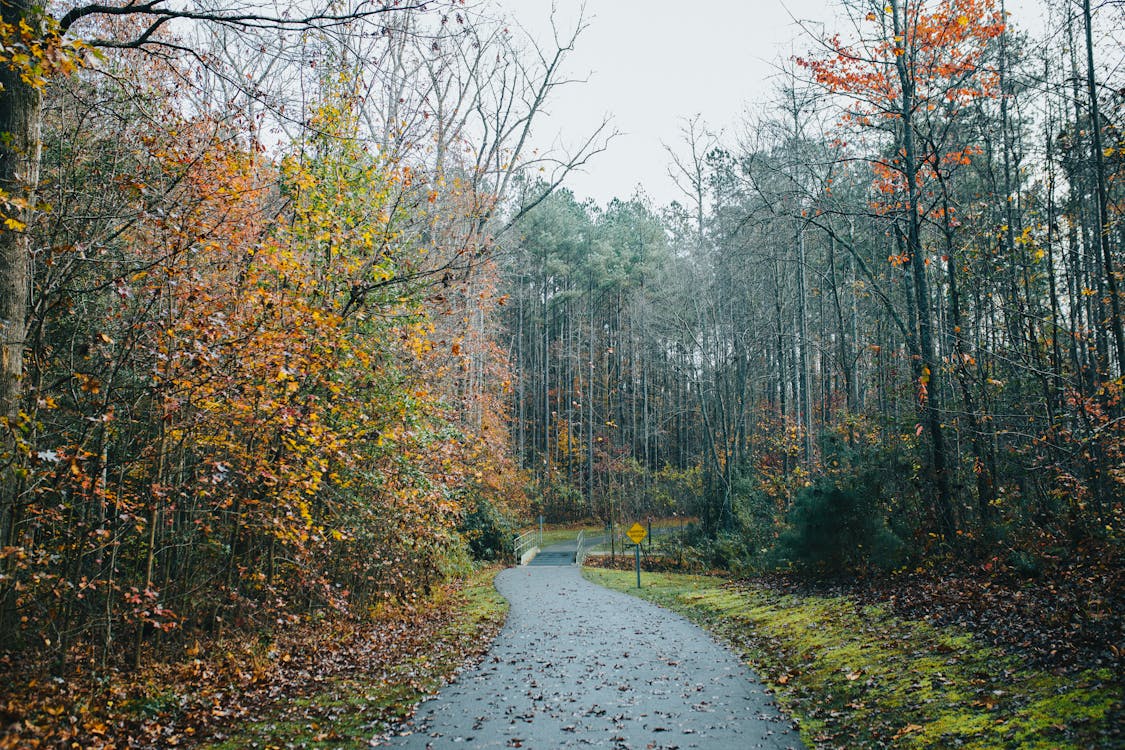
[635,543,641,588]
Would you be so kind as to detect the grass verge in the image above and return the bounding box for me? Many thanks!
[583,568,1122,750]
[530,523,602,550]
[201,566,507,749]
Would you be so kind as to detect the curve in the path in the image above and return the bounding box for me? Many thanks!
[378,557,804,749]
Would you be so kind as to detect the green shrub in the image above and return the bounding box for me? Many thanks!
[673,523,748,572]
[731,475,780,557]
[773,482,905,573]
[458,496,516,561]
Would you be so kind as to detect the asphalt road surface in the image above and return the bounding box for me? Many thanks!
[379,542,805,749]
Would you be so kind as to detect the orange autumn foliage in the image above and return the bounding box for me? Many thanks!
[2,69,525,671]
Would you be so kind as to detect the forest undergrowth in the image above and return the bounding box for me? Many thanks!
[0,566,507,749]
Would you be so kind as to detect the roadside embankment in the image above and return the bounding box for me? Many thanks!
[584,568,1122,750]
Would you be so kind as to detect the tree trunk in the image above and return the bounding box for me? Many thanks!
[796,227,813,460]
[892,0,956,540]
[0,1,39,424]
[1081,0,1125,374]
[0,0,42,636]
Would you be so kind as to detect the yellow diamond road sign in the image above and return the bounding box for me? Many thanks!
[626,522,647,544]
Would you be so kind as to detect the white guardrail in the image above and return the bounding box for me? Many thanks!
[513,530,539,565]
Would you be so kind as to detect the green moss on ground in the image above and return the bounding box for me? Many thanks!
[583,568,1122,750]
[203,567,508,749]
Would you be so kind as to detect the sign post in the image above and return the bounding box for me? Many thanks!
[635,544,640,588]
[626,522,647,588]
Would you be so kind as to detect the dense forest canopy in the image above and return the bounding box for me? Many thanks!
[0,0,1121,674]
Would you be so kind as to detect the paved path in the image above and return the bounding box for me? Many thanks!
[379,542,804,749]
[527,547,576,565]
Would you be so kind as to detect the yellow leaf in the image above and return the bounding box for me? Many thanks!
[894,724,924,739]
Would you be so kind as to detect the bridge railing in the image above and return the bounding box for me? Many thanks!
[513,530,538,565]
[575,530,589,566]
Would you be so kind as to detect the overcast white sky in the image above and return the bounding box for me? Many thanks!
[497,0,1047,209]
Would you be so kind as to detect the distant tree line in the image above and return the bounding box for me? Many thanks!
[501,0,1124,571]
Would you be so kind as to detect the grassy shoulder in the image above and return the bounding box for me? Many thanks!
[530,522,604,549]
[583,568,1122,750]
[529,517,696,551]
[198,565,507,749]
